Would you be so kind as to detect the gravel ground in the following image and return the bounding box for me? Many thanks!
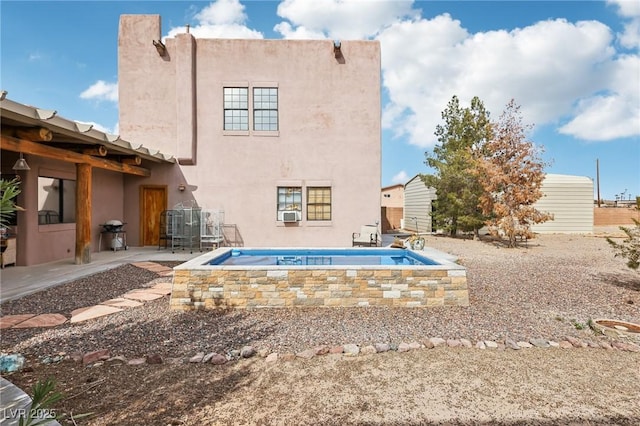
[1,233,639,359]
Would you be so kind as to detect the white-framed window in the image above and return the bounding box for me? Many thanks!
[223,87,249,130]
[277,186,302,221]
[253,87,278,131]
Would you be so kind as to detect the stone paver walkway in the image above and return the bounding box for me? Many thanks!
[0,262,173,329]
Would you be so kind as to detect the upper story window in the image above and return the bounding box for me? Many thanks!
[253,88,278,131]
[223,87,248,131]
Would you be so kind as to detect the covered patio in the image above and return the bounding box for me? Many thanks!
[1,92,175,266]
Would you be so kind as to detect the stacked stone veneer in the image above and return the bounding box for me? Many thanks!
[171,264,469,310]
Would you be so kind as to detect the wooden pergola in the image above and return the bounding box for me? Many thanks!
[0,93,174,264]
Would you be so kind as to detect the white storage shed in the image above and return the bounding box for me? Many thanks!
[531,174,594,234]
[403,174,437,233]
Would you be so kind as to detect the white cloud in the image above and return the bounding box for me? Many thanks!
[275,0,418,39]
[28,52,42,61]
[79,80,118,103]
[75,120,113,134]
[166,0,263,39]
[195,0,246,25]
[377,15,633,147]
[391,170,409,184]
[607,0,640,49]
[559,54,640,140]
[273,21,326,40]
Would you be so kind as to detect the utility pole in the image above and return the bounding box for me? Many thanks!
[596,158,601,207]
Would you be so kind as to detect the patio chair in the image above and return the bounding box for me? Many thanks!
[352,225,379,247]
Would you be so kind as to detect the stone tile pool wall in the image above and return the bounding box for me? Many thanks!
[170,248,469,310]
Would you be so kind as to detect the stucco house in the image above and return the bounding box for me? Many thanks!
[0,14,381,266]
[380,183,404,233]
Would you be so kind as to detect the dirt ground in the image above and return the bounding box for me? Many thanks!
[5,347,639,425]
[3,231,640,425]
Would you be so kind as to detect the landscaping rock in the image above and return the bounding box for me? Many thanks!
[314,345,330,356]
[360,345,377,355]
[106,356,127,364]
[265,353,278,363]
[83,349,110,365]
[296,349,315,360]
[398,342,411,352]
[548,341,560,348]
[625,343,640,353]
[210,354,228,365]
[202,352,215,363]
[447,339,462,348]
[146,354,163,364]
[189,352,205,363]
[374,343,391,353]
[257,348,270,358]
[565,337,586,348]
[70,352,84,362]
[409,341,422,350]
[505,339,520,350]
[517,341,533,349]
[0,353,25,373]
[476,341,486,349]
[484,341,498,349]
[128,358,146,365]
[559,341,574,349]
[241,346,256,358]
[599,342,613,350]
[530,338,549,348]
[343,344,360,356]
[459,339,473,348]
[280,353,296,362]
[422,339,435,349]
[329,346,344,354]
[429,337,446,347]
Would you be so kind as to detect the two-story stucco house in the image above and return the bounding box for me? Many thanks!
[118,14,381,248]
[0,14,382,267]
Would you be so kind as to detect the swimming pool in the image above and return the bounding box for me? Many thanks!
[171,247,469,310]
[210,248,440,266]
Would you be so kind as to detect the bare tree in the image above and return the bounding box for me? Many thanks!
[476,99,552,247]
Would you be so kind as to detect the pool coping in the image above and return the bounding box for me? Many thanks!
[174,246,464,271]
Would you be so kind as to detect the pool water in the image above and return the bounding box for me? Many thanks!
[208,248,440,266]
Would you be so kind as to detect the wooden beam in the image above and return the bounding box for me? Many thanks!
[122,155,142,165]
[1,135,150,177]
[75,163,92,264]
[83,145,108,157]
[14,127,53,142]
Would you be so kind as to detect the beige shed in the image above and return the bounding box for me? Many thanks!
[531,174,594,234]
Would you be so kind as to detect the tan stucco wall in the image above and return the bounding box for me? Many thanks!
[381,185,404,208]
[6,155,125,265]
[118,15,381,247]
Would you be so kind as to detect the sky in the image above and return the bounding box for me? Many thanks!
[1,0,639,201]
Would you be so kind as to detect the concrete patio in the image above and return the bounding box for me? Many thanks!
[0,247,201,304]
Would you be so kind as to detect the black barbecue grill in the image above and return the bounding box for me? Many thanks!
[99,220,127,251]
[100,220,125,233]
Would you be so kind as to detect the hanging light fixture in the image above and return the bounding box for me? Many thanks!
[12,153,30,171]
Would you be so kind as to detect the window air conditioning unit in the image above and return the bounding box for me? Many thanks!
[282,211,299,223]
